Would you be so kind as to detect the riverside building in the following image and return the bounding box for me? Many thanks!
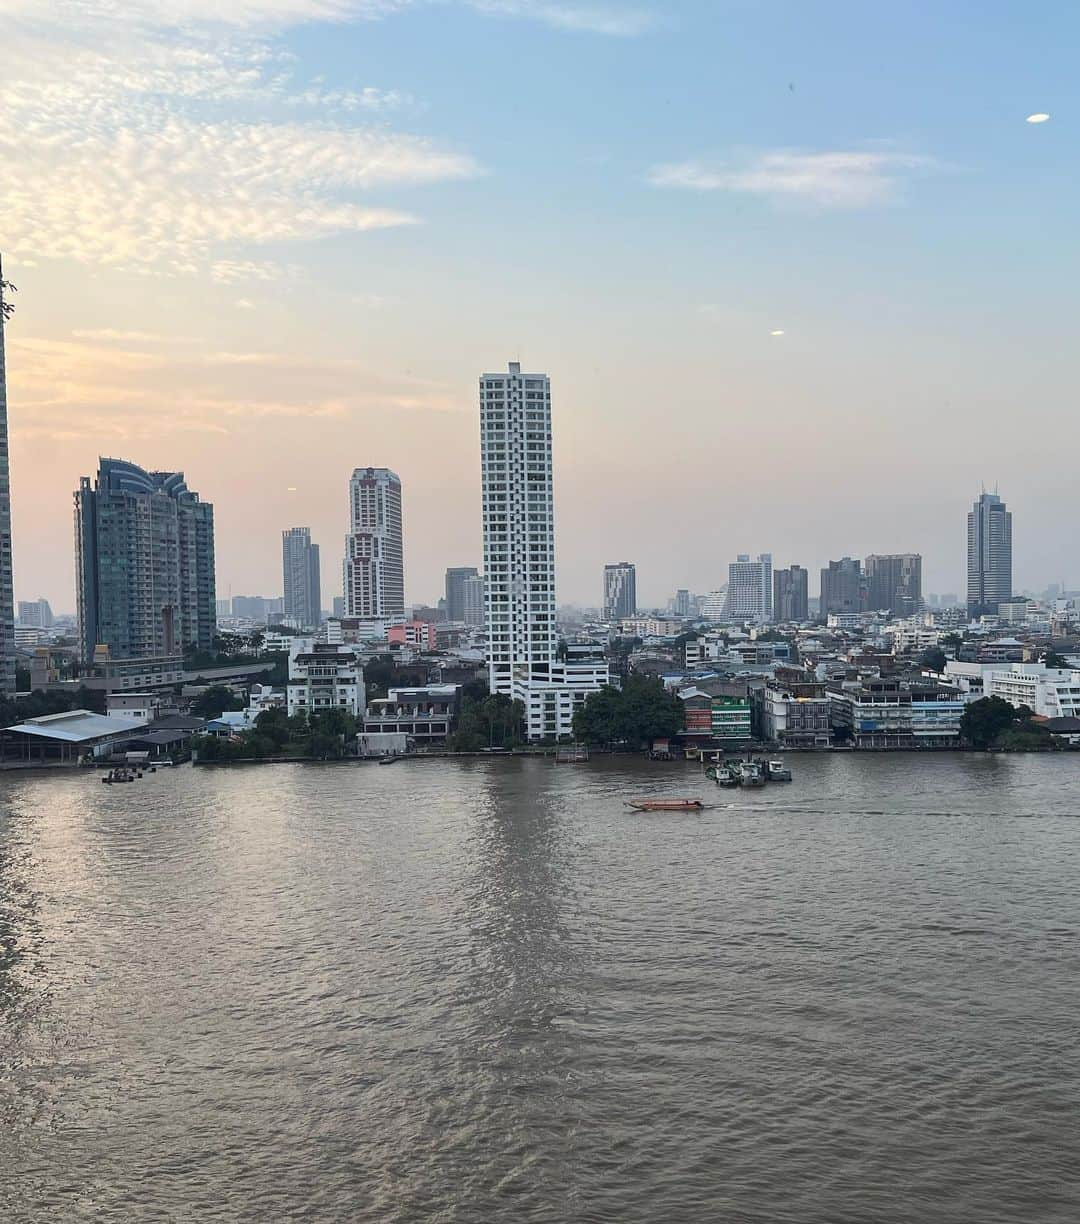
[344,468,404,619]
[286,638,365,718]
[480,362,607,740]
[74,458,216,663]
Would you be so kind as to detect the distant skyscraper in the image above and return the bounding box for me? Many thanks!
[968,491,1012,618]
[480,361,606,738]
[462,573,485,628]
[674,589,691,618]
[232,595,270,620]
[865,554,922,616]
[282,527,321,629]
[17,598,54,629]
[773,565,809,622]
[332,595,345,618]
[0,259,15,692]
[344,468,404,618]
[75,459,216,662]
[445,566,480,622]
[820,558,865,615]
[603,562,637,621]
[724,554,772,623]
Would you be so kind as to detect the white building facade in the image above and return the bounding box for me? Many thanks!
[480,362,607,740]
[986,663,1080,719]
[724,554,772,623]
[286,639,365,719]
[344,468,404,619]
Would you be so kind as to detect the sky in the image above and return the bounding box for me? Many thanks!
[2,0,1078,613]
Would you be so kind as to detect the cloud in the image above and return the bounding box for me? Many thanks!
[72,328,202,343]
[649,149,937,209]
[468,0,654,35]
[0,6,477,274]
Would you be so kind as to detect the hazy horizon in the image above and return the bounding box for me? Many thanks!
[3,1,1077,612]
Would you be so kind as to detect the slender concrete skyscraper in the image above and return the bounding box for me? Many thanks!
[282,527,322,629]
[343,468,404,617]
[0,257,14,692]
[967,490,1012,618]
[480,361,607,739]
[481,363,556,694]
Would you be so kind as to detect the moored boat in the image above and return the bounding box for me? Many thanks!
[766,760,792,781]
[737,761,764,788]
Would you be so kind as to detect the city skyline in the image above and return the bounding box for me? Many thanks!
[3,2,1079,612]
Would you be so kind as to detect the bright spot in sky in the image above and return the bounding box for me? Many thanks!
[287,486,297,492]
[1026,113,1051,123]
[770,329,785,336]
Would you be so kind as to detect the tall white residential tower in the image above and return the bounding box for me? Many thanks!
[724,553,773,623]
[344,468,404,618]
[480,362,607,739]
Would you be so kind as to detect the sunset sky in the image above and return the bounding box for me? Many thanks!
[2,0,1077,612]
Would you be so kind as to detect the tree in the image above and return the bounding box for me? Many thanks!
[191,685,245,719]
[960,696,1027,750]
[1043,650,1069,670]
[446,693,524,751]
[919,646,947,673]
[941,633,963,651]
[573,674,682,748]
[254,707,290,750]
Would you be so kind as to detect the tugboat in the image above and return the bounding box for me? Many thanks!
[766,760,793,782]
[625,798,704,812]
[737,761,765,788]
[705,763,740,787]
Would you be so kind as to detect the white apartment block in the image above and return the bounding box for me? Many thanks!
[480,362,607,739]
[986,663,1080,720]
[286,639,366,718]
[344,468,404,619]
[724,554,772,624]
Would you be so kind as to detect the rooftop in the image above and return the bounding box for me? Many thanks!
[5,710,148,742]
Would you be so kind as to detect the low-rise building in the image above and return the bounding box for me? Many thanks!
[678,683,753,746]
[106,692,166,722]
[619,617,682,638]
[514,659,610,741]
[986,663,1080,719]
[287,641,365,718]
[0,710,149,766]
[828,678,964,749]
[363,685,461,745]
[388,620,438,651]
[756,675,832,748]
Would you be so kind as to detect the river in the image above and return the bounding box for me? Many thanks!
[2,753,1079,1222]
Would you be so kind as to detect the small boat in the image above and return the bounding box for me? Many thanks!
[626,798,704,812]
[766,760,792,782]
[738,761,765,788]
[377,755,401,765]
[706,763,741,788]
